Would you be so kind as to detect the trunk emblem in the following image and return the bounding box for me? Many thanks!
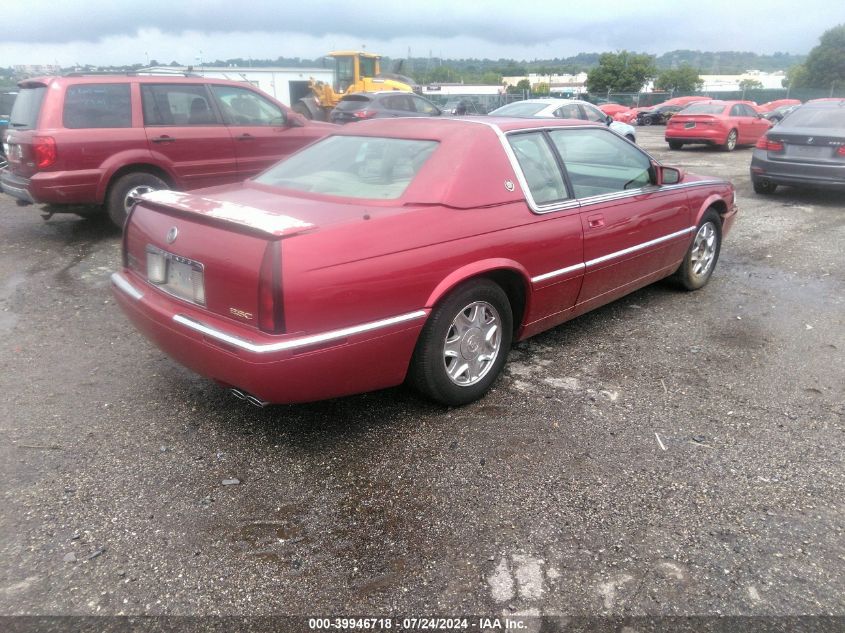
[166,227,178,244]
[504,180,515,191]
[807,137,814,145]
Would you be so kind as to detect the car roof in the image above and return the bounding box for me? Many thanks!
[17,74,244,88]
[802,99,845,108]
[329,116,601,138]
[502,98,592,106]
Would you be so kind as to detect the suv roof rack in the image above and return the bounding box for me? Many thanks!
[64,70,202,78]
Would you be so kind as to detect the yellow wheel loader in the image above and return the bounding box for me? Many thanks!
[293,51,418,121]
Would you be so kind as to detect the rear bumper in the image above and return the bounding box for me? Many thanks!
[665,128,725,145]
[750,151,845,188]
[111,271,428,404]
[0,168,102,206]
[0,169,35,203]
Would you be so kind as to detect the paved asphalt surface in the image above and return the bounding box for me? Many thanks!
[0,126,843,621]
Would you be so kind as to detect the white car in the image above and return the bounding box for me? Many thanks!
[489,98,637,142]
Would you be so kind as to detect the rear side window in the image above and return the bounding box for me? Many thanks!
[141,84,219,126]
[9,87,46,130]
[508,132,568,205]
[63,84,131,129]
[255,135,438,200]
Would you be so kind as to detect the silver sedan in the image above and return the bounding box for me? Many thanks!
[489,98,638,142]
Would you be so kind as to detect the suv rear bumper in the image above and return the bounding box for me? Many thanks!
[0,168,101,206]
[0,170,36,203]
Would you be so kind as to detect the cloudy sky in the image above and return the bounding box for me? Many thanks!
[3,0,843,67]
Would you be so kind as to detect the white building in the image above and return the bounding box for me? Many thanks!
[143,66,335,106]
[421,84,503,97]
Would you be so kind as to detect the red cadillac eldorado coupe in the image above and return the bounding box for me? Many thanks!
[112,117,737,406]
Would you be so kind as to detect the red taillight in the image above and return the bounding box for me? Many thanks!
[33,136,57,168]
[756,137,784,151]
[257,241,284,334]
[837,146,845,157]
[353,109,377,119]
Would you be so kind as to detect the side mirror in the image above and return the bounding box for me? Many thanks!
[605,114,613,126]
[657,165,683,185]
[287,113,306,127]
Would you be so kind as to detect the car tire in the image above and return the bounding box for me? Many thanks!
[753,178,778,195]
[642,117,653,126]
[672,209,722,291]
[107,172,168,228]
[409,279,513,406]
[668,140,684,150]
[723,129,738,152]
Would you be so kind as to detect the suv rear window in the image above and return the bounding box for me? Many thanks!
[336,95,372,111]
[9,87,46,130]
[255,135,438,200]
[63,84,131,129]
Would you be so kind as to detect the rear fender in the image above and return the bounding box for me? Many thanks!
[424,259,533,323]
[96,151,178,202]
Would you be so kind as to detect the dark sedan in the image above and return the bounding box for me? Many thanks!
[763,104,800,124]
[750,100,845,194]
[330,91,442,123]
[637,104,683,126]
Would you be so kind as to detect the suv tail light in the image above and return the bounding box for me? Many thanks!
[837,146,845,157]
[33,136,57,168]
[353,109,377,119]
[257,241,285,334]
[756,137,784,151]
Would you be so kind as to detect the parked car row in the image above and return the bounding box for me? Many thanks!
[0,73,839,236]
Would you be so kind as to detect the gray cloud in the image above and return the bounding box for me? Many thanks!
[2,0,842,65]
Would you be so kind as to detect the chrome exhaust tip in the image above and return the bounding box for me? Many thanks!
[229,388,269,408]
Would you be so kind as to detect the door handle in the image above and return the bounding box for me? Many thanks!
[587,214,605,228]
[236,134,254,141]
[151,135,175,144]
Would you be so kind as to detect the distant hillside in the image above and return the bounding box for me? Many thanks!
[204,50,805,81]
[7,49,804,86]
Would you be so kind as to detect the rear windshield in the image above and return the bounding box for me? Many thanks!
[490,102,548,117]
[781,106,845,129]
[680,103,726,115]
[9,87,46,129]
[254,135,438,200]
[63,83,132,128]
[335,95,372,111]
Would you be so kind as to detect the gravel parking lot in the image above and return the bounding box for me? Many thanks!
[0,126,843,620]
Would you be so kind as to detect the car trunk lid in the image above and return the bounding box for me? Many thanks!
[767,128,845,163]
[125,189,318,332]
[668,114,719,130]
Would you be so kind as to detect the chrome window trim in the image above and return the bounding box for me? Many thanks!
[173,310,428,354]
[111,272,144,300]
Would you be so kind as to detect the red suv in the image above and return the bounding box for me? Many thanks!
[0,74,333,226]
